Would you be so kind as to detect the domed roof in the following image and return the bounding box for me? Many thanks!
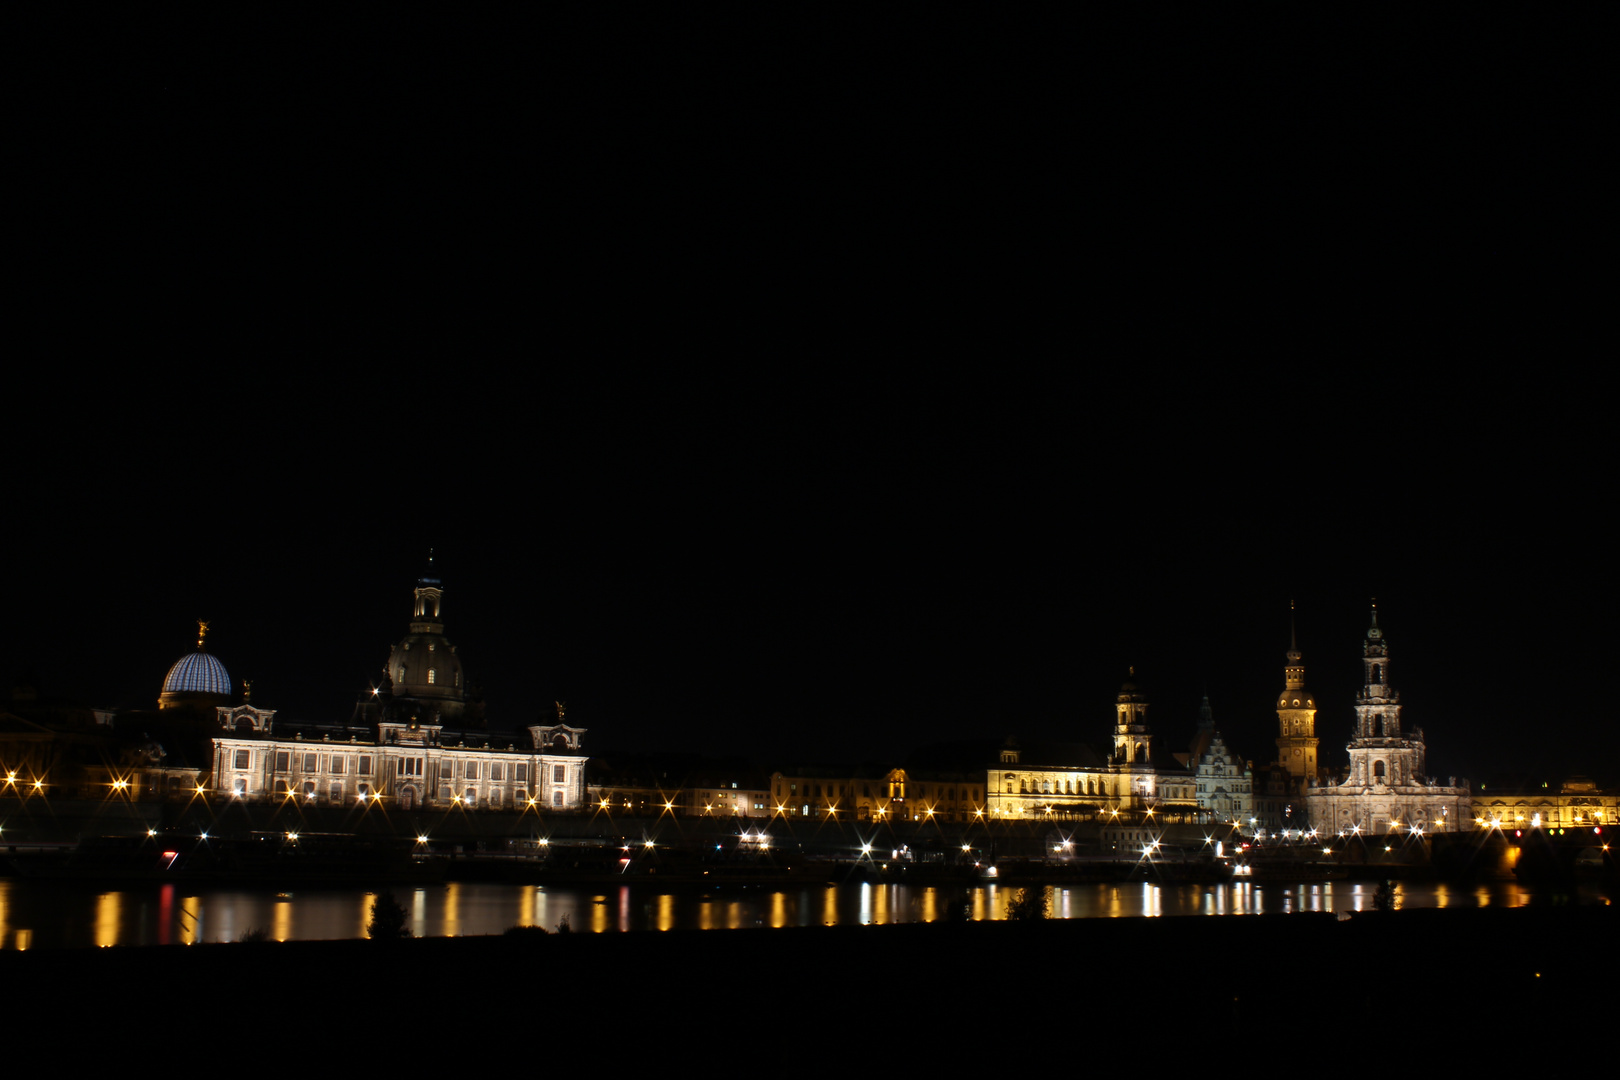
[164,650,231,695]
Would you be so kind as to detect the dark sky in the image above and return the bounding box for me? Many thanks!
[8,10,1611,783]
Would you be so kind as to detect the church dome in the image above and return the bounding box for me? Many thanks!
[164,650,231,695]
[159,622,233,711]
[380,573,467,719]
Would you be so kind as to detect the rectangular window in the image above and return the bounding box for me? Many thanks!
[331,756,345,775]
[359,755,372,776]
[275,751,290,772]
[234,749,250,770]
[439,760,454,780]
[491,762,505,782]
[303,753,318,772]
[553,764,566,783]
[552,791,563,807]
[330,782,343,803]
[514,764,528,783]
[466,761,480,780]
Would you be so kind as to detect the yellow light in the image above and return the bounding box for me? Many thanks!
[664,802,674,811]
[644,839,654,848]
[287,832,298,841]
[417,835,429,843]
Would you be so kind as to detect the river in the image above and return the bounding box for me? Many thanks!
[2,876,1606,949]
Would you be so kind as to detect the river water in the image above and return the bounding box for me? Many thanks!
[2,877,1606,949]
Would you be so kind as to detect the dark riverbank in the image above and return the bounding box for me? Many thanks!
[9,902,1611,1054]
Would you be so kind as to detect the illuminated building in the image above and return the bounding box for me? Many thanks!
[1249,616,1324,833]
[1190,696,1252,824]
[983,672,1197,820]
[1306,605,1469,834]
[1472,776,1616,834]
[769,765,941,821]
[210,706,585,809]
[587,757,772,817]
[208,571,588,811]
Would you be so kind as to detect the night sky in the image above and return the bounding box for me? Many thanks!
[9,10,1610,784]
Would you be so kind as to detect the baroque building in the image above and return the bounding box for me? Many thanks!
[208,570,588,811]
[983,671,1197,821]
[1190,696,1252,825]
[1306,605,1469,834]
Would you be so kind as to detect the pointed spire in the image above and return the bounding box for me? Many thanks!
[1368,598,1383,640]
[1290,599,1297,652]
[1198,692,1214,729]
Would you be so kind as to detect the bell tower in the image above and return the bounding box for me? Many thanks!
[1113,668,1153,765]
[1274,603,1320,783]
[1354,601,1401,740]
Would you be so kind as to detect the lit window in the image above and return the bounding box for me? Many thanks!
[428,668,436,684]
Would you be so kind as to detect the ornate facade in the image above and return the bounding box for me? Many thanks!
[211,706,586,810]
[208,569,589,811]
[983,672,1197,820]
[1472,776,1616,834]
[1191,695,1252,825]
[1306,605,1469,834]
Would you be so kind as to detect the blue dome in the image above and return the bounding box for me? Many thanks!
[163,650,231,695]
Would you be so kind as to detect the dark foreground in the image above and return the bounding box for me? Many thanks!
[10,904,1609,1059]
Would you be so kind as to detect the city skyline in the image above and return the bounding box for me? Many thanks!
[10,506,1603,785]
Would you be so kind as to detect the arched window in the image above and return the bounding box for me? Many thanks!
[1374,714,1384,737]
[428,668,436,684]
[1372,664,1382,684]
[1373,760,1386,779]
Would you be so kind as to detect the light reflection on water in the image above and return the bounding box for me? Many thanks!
[0,878,1601,948]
